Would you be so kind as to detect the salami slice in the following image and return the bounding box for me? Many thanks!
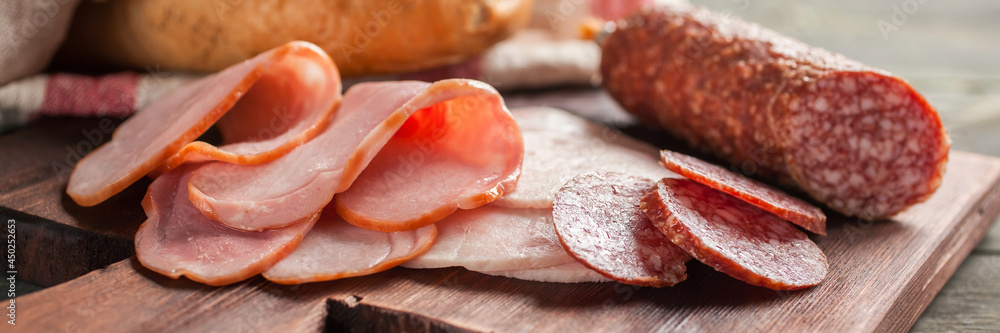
[602,3,950,220]
[642,178,828,290]
[553,171,690,287]
[659,150,826,235]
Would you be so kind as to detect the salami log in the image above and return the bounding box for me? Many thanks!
[601,3,950,220]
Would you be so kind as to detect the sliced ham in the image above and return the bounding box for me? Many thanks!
[263,208,436,284]
[154,52,342,174]
[188,79,522,232]
[135,164,317,286]
[68,41,340,206]
[401,205,578,271]
[494,106,676,209]
[658,150,827,235]
[479,262,611,283]
[334,82,523,232]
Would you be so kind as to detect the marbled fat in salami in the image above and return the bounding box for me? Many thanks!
[553,171,690,287]
[642,178,828,290]
[659,150,826,235]
[602,3,950,220]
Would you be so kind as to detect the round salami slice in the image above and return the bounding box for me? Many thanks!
[642,178,828,290]
[659,150,827,235]
[553,171,690,287]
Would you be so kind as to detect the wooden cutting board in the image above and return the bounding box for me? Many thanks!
[5,89,1000,332]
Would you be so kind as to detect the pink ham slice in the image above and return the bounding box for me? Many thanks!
[401,205,579,271]
[188,79,523,232]
[154,51,342,175]
[494,107,676,209]
[262,208,437,284]
[68,41,340,206]
[135,164,317,286]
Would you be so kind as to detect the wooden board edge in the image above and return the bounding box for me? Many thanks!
[2,207,134,287]
[877,153,1000,332]
[326,297,480,333]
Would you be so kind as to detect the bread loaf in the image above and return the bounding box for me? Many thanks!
[59,0,533,76]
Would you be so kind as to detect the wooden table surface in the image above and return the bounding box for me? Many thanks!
[685,1,1000,331]
[4,0,999,332]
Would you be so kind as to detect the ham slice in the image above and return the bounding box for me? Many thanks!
[494,106,676,209]
[263,208,436,284]
[479,262,611,283]
[135,164,317,286]
[401,205,578,271]
[188,79,523,232]
[68,41,341,206]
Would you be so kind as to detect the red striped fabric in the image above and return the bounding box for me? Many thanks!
[39,72,139,118]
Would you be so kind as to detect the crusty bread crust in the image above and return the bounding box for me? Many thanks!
[61,0,532,76]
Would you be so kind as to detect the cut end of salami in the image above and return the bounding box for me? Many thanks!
[553,171,690,287]
[782,73,950,220]
[642,178,828,290]
[659,150,826,235]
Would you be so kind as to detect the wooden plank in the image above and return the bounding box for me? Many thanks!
[11,150,1000,332]
[974,217,1000,253]
[0,208,132,287]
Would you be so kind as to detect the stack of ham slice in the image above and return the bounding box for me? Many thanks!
[68,41,523,286]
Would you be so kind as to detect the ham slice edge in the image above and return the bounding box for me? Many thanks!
[135,164,318,286]
[262,208,437,284]
[68,41,341,206]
